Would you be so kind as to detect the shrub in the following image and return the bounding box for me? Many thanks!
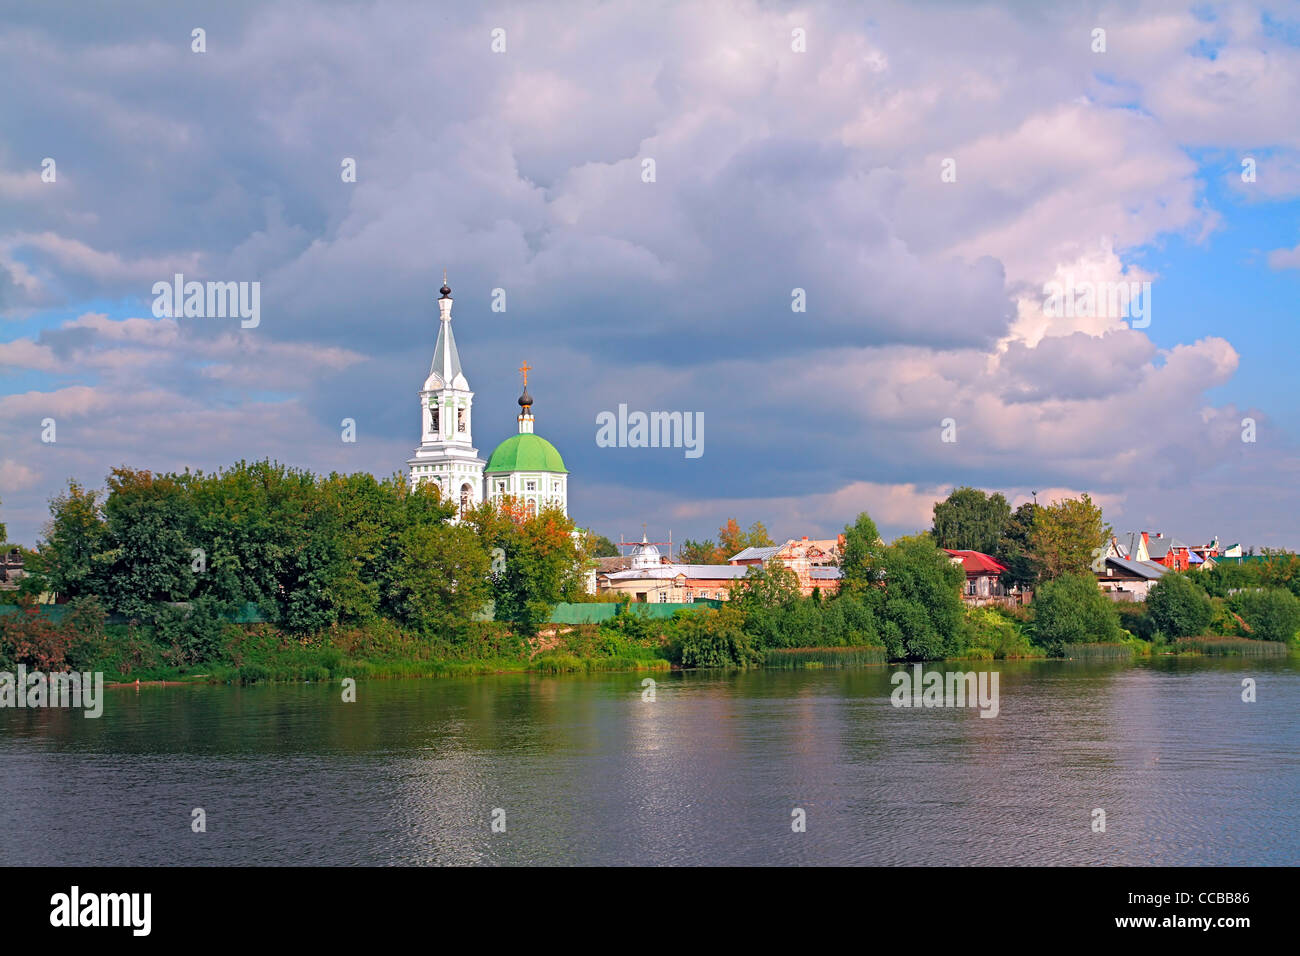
[1231,588,1300,643]
[1029,572,1124,654]
[961,606,1037,658]
[671,606,761,668]
[1146,573,1213,638]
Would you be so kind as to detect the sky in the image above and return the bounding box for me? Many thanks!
[1,0,1299,551]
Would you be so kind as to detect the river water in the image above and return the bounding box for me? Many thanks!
[2,657,1296,865]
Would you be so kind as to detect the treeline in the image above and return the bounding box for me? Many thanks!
[11,461,588,638]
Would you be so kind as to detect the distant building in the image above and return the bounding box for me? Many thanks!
[727,536,844,597]
[597,536,748,603]
[1095,555,1167,601]
[941,549,1028,606]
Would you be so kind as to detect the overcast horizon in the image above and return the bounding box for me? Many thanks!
[2,0,1299,551]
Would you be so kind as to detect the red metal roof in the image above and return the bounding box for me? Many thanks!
[942,549,1008,574]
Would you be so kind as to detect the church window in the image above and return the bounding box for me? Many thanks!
[430,405,439,434]
[457,407,466,433]
[460,483,472,516]
[496,481,505,495]
[526,499,537,517]
[526,480,536,492]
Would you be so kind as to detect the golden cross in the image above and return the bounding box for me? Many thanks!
[519,361,531,386]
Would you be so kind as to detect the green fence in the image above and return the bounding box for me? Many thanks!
[547,600,718,624]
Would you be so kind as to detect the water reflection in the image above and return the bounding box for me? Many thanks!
[0,657,1295,865]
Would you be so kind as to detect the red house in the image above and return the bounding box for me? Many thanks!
[942,549,1025,606]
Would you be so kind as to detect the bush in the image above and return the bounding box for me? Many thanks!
[1115,601,1155,640]
[671,606,761,668]
[961,606,1037,658]
[1231,588,1300,643]
[1029,572,1124,654]
[1146,573,1213,638]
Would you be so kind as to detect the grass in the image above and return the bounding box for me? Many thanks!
[1171,636,1291,657]
[762,646,889,668]
[1058,642,1138,661]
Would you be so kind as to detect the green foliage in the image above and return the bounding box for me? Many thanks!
[998,502,1040,588]
[149,597,236,665]
[1029,493,1110,581]
[839,511,883,596]
[1146,572,1213,638]
[1172,636,1290,657]
[466,501,584,636]
[670,605,762,668]
[931,487,1011,555]
[961,606,1038,658]
[762,646,888,668]
[1230,587,1300,643]
[1029,572,1124,653]
[872,533,967,661]
[585,532,620,557]
[1115,601,1156,640]
[678,538,720,563]
[388,523,491,638]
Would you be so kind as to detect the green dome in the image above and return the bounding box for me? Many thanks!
[485,433,568,474]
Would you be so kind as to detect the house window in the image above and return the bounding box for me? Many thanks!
[966,580,976,595]
[658,590,668,602]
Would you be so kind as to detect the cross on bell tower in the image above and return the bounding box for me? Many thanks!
[517,360,535,434]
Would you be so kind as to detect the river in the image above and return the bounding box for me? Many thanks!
[2,656,1296,865]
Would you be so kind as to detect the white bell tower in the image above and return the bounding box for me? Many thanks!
[407,274,485,517]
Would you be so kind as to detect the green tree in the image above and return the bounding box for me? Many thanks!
[873,533,966,660]
[931,487,1011,555]
[671,605,761,667]
[585,532,619,557]
[1232,588,1300,643]
[1029,494,1111,581]
[469,500,583,636]
[389,523,492,636]
[36,479,109,600]
[679,538,722,563]
[839,511,884,596]
[98,468,197,619]
[1146,573,1213,638]
[717,518,773,560]
[1029,572,1123,653]
[997,502,1040,588]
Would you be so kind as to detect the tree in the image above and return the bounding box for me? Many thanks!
[678,538,722,563]
[717,518,773,560]
[1029,572,1123,653]
[1146,573,1213,638]
[671,605,761,668]
[469,500,584,636]
[873,533,966,661]
[839,511,884,596]
[585,532,619,557]
[1029,494,1111,581]
[0,492,7,545]
[1232,588,1300,643]
[931,487,1010,555]
[389,523,492,637]
[998,502,1040,588]
[36,479,109,600]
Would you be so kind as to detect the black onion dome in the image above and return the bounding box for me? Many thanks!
[439,282,452,297]
[518,387,533,407]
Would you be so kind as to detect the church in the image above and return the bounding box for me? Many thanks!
[406,278,569,518]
